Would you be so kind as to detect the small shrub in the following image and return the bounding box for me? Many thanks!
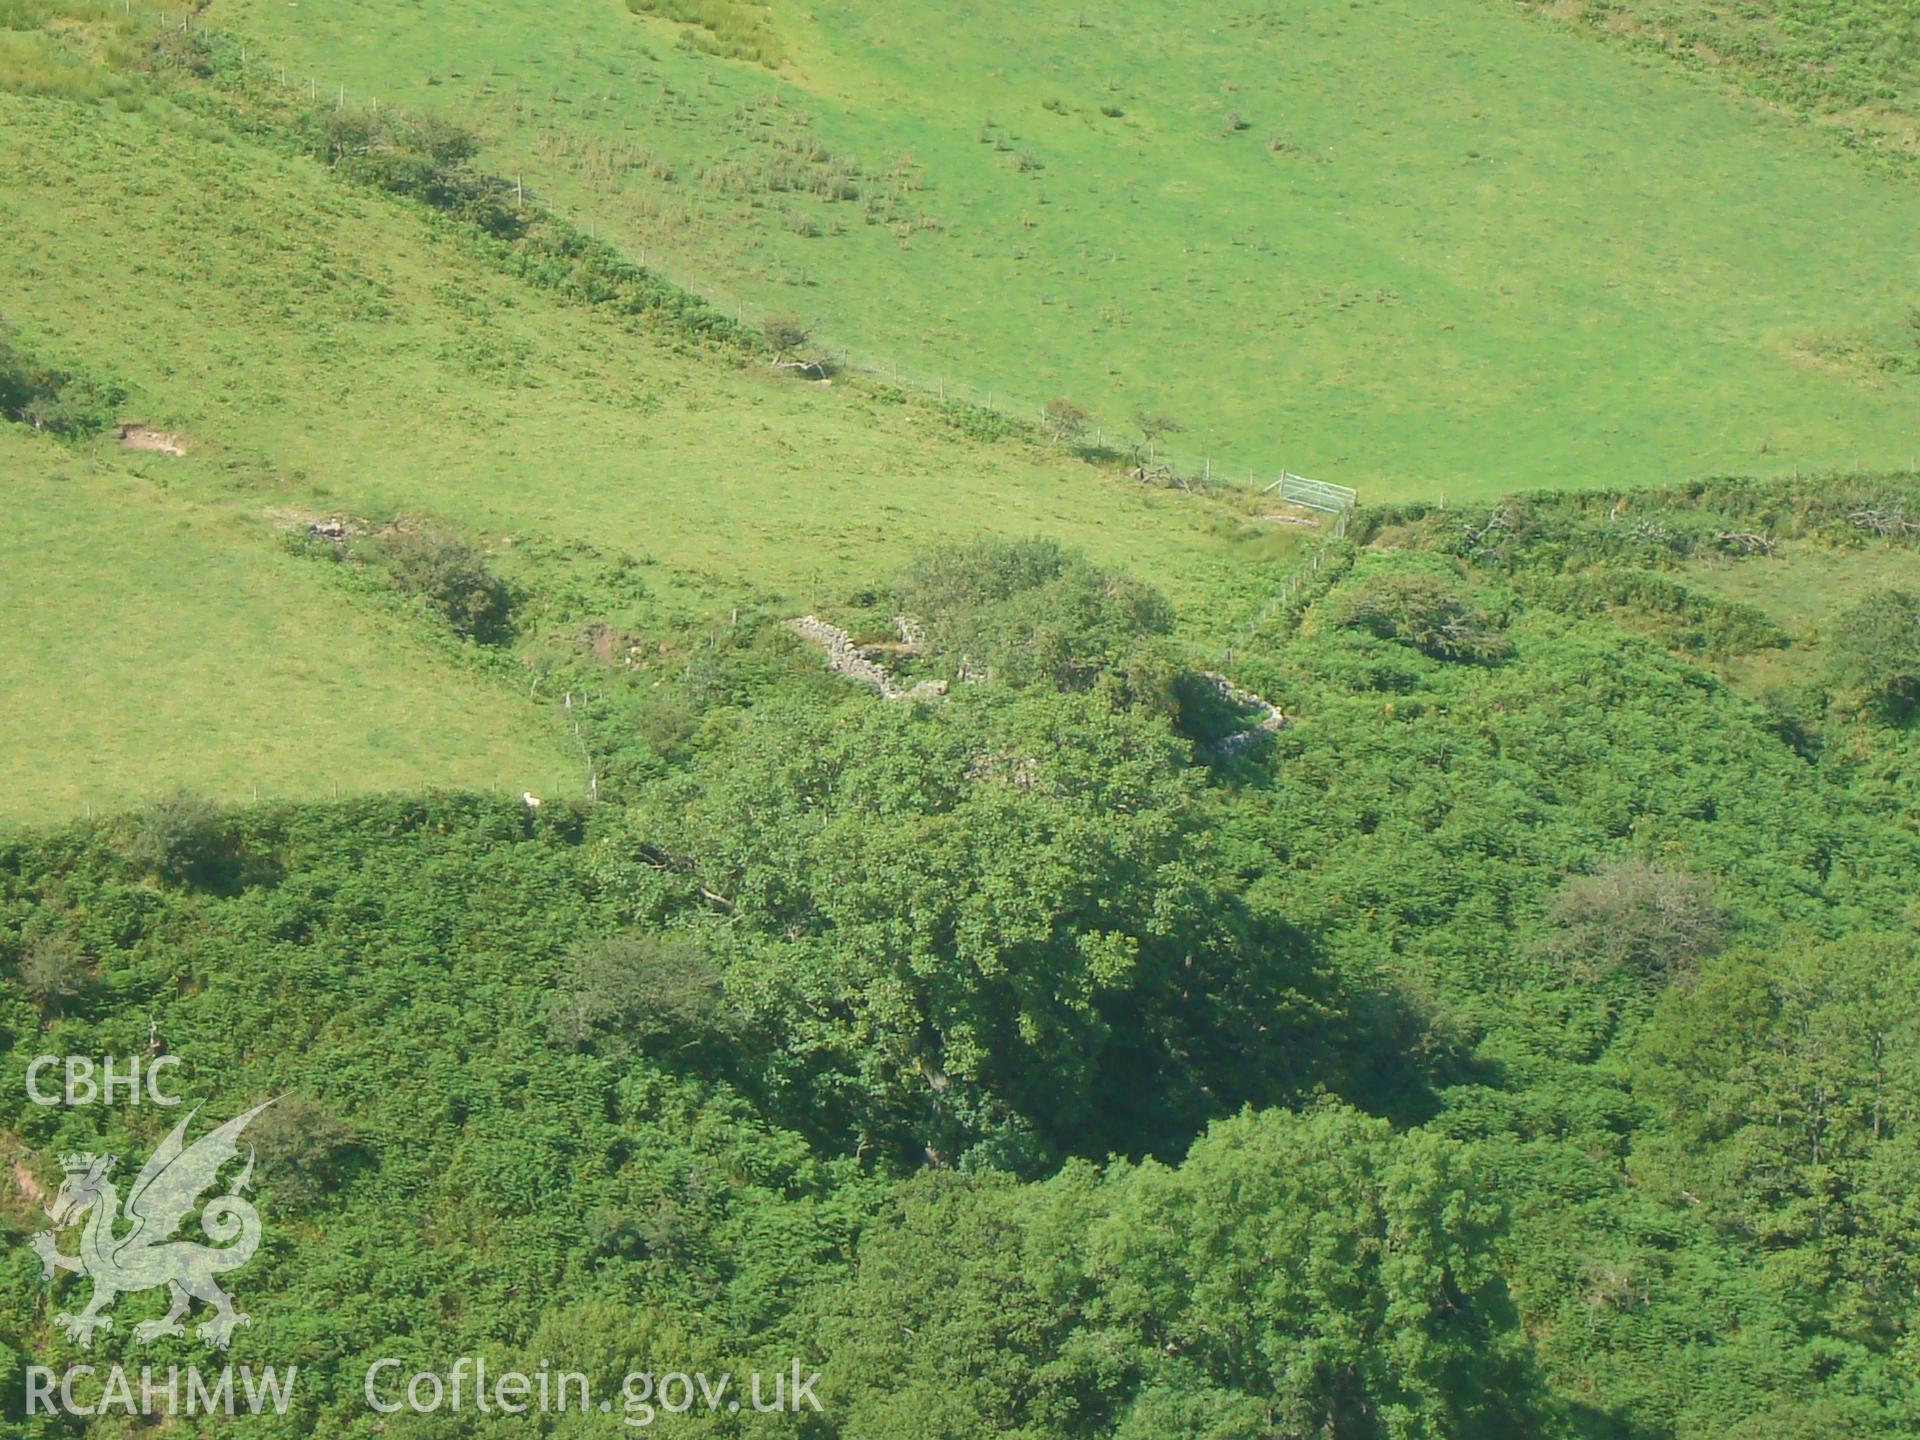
[546,932,732,1053]
[1330,570,1509,662]
[123,790,227,886]
[143,28,213,78]
[760,312,810,357]
[17,931,93,1016]
[1131,409,1183,463]
[1042,396,1090,450]
[902,537,1075,614]
[250,1097,366,1210]
[897,537,1179,708]
[377,524,513,643]
[1541,860,1732,984]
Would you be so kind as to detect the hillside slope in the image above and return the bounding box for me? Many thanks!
[207,0,1920,496]
[0,19,1288,818]
[0,425,581,818]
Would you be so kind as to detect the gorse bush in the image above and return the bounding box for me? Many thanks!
[0,322,121,436]
[1827,586,1920,721]
[140,25,212,79]
[370,523,514,643]
[1329,568,1510,663]
[899,535,1078,614]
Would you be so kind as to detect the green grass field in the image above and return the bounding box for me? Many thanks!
[0,81,1272,609]
[206,0,1920,498]
[1511,0,1920,164]
[0,0,1911,818]
[0,427,581,820]
[0,41,1298,819]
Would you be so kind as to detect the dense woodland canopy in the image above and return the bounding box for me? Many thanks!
[6,471,1920,1436]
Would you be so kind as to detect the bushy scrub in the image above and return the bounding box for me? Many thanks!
[121,788,229,886]
[1328,567,1510,663]
[1526,568,1786,658]
[370,523,514,644]
[0,324,120,437]
[896,537,1181,710]
[300,106,518,235]
[1827,586,1920,721]
[1538,858,1732,984]
[625,0,785,67]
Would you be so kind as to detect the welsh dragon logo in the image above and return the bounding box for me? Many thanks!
[30,1100,275,1349]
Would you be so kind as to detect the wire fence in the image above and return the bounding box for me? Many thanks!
[634,262,1292,490]
[1214,527,1353,666]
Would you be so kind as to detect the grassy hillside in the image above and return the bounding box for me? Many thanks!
[1512,0,1920,164]
[205,0,1920,497]
[0,14,1299,818]
[0,84,1259,607]
[0,426,581,821]
[5,6,1920,1438]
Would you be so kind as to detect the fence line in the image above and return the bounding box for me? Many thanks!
[1215,518,1353,667]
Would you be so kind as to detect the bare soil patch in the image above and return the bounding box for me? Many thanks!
[117,423,185,456]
